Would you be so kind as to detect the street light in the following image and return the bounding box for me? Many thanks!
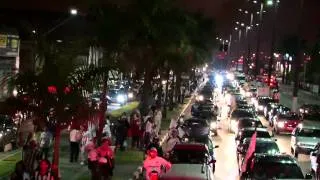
[32,30,36,34]
[235,27,239,30]
[253,0,257,3]
[70,8,78,15]
[236,21,239,24]
[239,9,242,12]
[241,23,245,27]
[245,10,248,14]
[266,0,273,6]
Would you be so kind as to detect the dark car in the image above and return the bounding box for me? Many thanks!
[235,127,272,147]
[229,109,257,132]
[240,154,312,179]
[0,115,17,151]
[257,97,274,114]
[299,104,320,121]
[263,102,279,119]
[163,143,216,180]
[268,105,291,124]
[182,118,211,139]
[237,104,255,113]
[237,138,280,168]
[231,117,263,134]
[273,113,301,134]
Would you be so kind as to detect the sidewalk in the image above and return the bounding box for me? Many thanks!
[279,84,320,108]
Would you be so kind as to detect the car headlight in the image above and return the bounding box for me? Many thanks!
[277,121,285,128]
[0,133,3,138]
[210,122,217,129]
[246,92,251,97]
[116,94,126,103]
[197,95,204,101]
[299,108,303,113]
[305,110,308,114]
[128,92,134,99]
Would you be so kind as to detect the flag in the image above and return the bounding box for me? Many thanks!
[241,131,257,173]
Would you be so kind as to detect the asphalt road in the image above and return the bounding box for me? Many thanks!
[182,90,317,180]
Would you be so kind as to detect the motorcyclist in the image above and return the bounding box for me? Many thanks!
[143,148,172,180]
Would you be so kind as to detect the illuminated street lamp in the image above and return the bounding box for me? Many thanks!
[70,8,78,15]
[241,23,245,27]
[266,0,273,6]
[253,0,257,3]
[235,27,238,30]
[236,21,239,24]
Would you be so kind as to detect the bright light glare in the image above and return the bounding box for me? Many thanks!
[128,92,134,99]
[267,0,273,6]
[253,0,257,3]
[226,73,234,80]
[210,122,217,129]
[197,95,204,101]
[215,74,223,88]
[117,94,126,103]
[13,88,18,97]
[70,8,78,15]
[277,122,285,128]
[162,80,167,85]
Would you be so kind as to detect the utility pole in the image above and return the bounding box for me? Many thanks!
[246,13,254,75]
[268,0,279,86]
[292,0,304,112]
[255,3,264,77]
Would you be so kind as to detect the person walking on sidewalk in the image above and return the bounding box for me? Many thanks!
[130,112,141,149]
[39,126,52,160]
[115,113,130,151]
[144,116,155,149]
[97,138,115,180]
[153,106,162,136]
[69,125,82,163]
[80,125,90,165]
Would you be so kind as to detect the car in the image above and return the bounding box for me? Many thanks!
[237,104,255,113]
[235,127,272,147]
[107,89,128,105]
[291,121,320,158]
[256,97,274,114]
[0,115,17,151]
[229,109,257,132]
[246,88,257,98]
[310,142,320,175]
[167,143,217,179]
[196,88,213,102]
[299,104,320,121]
[239,154,312,179]
[231,117,263,134]
[268,104,291,124]
[237,138,280,168]
[263,102,279,119]
[273,113,301,134]
[181,118,211,138]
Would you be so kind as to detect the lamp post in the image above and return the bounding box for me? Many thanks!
[254,2,264,77]
[292,0,305,112]
[267,0,279,86]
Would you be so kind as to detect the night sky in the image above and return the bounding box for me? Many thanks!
[1,0,320,49]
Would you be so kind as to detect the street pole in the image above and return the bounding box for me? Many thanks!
[237,29,242,71]
[246,13,253,75]
[255,3,264,77]
[292,0,304,112]
[268,0,279,86]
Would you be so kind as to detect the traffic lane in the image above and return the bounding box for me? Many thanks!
[213,119,239,180]
[259,116,312,176]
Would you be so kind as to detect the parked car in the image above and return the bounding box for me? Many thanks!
[291,121,320,158]
[239,154,312,179]
[0,115,17,151]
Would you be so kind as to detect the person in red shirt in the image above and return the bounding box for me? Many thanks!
[97,138,114,179]
[143,147,171,180]
[130,112,141,149]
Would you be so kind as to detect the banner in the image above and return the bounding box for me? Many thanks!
[241,131,257,173]
[0,34,19,57]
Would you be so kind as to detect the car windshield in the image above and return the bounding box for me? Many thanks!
[244,142,279,154]
[232,111,254,118]
[108,90,118,97]
[297,128,320,137]
[238,120,263,129]
[240,130,271,140]
[252,162,304,179]
[170,150,206,164]
[279,114,299,120]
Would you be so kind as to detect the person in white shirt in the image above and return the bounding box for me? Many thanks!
[163,129,180,155]
[39,127,52,160]
[103,116,112,138]
[144,117,154,148]
[153,108,162,135]
[69,126,81,163]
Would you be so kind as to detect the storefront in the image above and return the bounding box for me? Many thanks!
[0,32,20,101]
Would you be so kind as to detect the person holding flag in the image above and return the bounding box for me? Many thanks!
[240,131,257,176]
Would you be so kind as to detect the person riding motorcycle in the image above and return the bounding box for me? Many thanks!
[143,147,172,180]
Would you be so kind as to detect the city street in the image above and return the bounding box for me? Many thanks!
[180,87,319,180]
